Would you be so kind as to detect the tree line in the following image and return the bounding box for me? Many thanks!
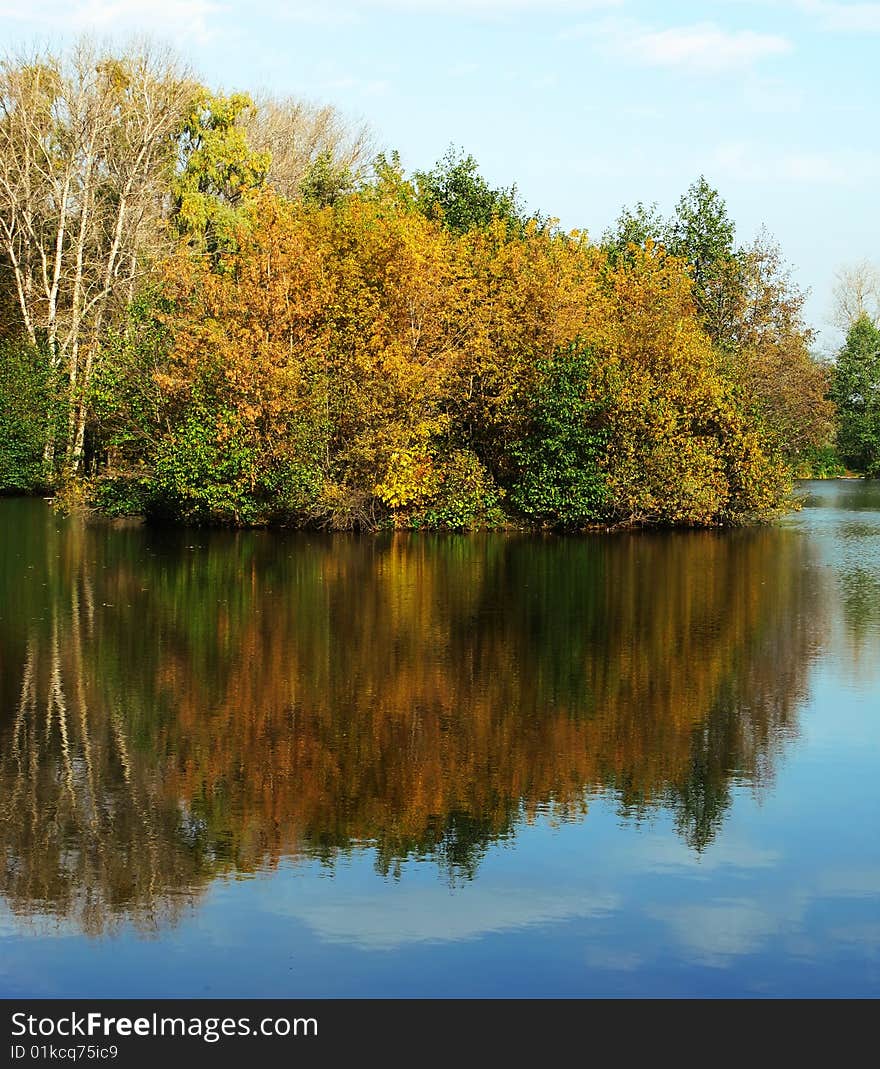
[0,39,872,530]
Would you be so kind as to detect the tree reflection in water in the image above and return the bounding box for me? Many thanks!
[0,502,825,933]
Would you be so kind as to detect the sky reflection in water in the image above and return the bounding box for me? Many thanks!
[0,480,878,996]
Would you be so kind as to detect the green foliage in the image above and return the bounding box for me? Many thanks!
[172,90,270,255]
[65,162,817,531]
[0,342,62,493]
[415,147,524,235]
[299,150,355,207]
[666,176,736,288]
[794,444,847,479]
[510,343,609,527]
[606,177,744,347]
[832,313,880,476]
[604,177,736,285]
[151,400,250,523]
[151,395,323,525]
[603,201,665,265]
[418,450,506,530]
[91,474,155,516]
[663,177,743,347]
[88,291,173,465]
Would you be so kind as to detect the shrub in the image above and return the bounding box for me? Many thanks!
[0,342,60,493]
[419,450,506,530]
[510,342,608,528]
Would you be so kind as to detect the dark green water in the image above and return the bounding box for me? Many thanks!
[1,481,878,996]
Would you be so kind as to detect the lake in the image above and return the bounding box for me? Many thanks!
[1,481,878,997]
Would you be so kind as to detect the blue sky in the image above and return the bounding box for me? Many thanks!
[1,1,878,347]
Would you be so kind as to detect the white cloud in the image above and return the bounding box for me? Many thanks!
[0,0,223,41]
[229,0,627,30]
[816,865,880,897]
[0,0,624,25]
[796,0,880,32]
[634,833,781,872]
[709,140,880,185]
[734,0,880,33]
[651,898,787,963]
[352,0,624,9]
[261,879,619,949]
[583,18,793,74]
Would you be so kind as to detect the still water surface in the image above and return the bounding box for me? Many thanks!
[1,481,878,996]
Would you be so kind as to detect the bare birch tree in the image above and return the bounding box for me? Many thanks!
[0,39,194,475]
[243,94,374,199]
[831,259,880,331]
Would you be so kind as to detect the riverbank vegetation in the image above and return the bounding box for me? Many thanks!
[0,41,845,529]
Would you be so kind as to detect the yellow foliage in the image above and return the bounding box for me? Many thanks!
[375,450,441,509]
[142,188,792,528]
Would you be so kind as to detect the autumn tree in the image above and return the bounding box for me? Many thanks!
[608,181,833,470]
[445,215,599,484]
[147,193,333,524]
[589,243,787,525]
[727,232,834,464]
[92,177,798,530]
[325,168,462,527]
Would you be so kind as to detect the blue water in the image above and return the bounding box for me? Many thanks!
[0,481,878,996]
